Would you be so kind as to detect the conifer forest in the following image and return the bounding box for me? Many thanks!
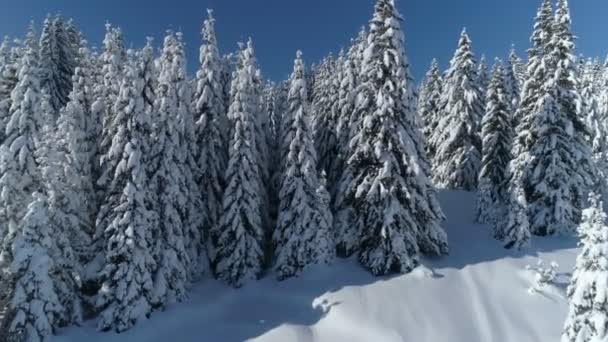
[0,0,606,341]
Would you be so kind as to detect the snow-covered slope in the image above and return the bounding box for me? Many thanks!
[54,191,578,342]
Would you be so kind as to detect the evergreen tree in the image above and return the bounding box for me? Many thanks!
[0,38,17,146]
[149,32,192,303]
[0,25,44,282]
[95,53,157,332]
[477,55,490,109]
[90,24,127,286]
[417,59,443,162]
[273,51,334,280]
[561,193,608,342]
[55,44,98,266]
[96,23,126,198]
[430,29,483,191]
[311,55,339,179]
[336,0,447,275]
[193,10,227,264]
[511,0,553,139]
[39,15,78,112]
[174,31,205,280]
[506,46,522,116]
[531,0,591,235]
[214,42,266,287]
[476,61,513,224]
[3,193,80,342]
[498,0,553,247]
[581,59,608,197]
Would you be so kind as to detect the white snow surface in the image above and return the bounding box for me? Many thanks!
[54,191,577,342]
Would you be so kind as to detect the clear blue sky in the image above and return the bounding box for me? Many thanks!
[1,0,607,81]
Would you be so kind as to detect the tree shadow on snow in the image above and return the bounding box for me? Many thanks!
[55,190,579,342]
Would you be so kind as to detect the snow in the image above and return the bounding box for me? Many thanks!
[54,191,577,342]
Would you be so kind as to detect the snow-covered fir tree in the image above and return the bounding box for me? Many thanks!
[95,23,126,199]
[502,0,591,241]
[3,193,80,342]
[429,29,483,191]
[174,31,205,280]
[214,41,266,288]
[149,32,193,304]
[476,55,490,109]
[417,58,443,162]
[525,0,591,236]
[311,55,340,180]
[0,38,19,146]
[95,52,157,332]
[0,25,44,284]
[39,15,78,112]
[561,193,608,342]
[90,24,128,286]
[498,0,554,247]
[335,0,447,275]
[273,51,334,280]
[505,46,522,116]
[580,59,608,196]
[193,10,228,264]
[54,43,98,266]
[476,61,513,224]
[510,0,553,141]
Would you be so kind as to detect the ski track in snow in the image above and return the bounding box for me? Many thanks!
[54,191,579,342]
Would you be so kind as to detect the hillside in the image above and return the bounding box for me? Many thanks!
[54,191,578,342]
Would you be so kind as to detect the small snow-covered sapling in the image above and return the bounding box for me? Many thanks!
[526,259,559,294]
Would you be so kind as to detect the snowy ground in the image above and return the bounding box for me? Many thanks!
[54,191,578,342]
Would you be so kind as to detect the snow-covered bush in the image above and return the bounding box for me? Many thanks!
[525,259,559,294]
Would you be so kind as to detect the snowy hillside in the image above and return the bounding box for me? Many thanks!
[55,191,578,342]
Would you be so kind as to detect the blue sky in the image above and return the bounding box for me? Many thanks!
[1,0,607,81]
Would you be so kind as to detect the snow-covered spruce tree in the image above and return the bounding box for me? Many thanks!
[214,42,266,288]
[476,55,490,110]
[90,24,127,286]
[149,32,193,303]
[311,55,340,179]
[476,61,513,224]
[506,46,522,116]
[335,0,447,275]
[498,0,554,247]
[175,31,206,280]
[331,50,359,202]
[273,51,334,280]
[527,0,595,235]
[3,193,79,342]
[39,15,78,112]
[95,53,157,332]
[0,38,17,146]
[0,25,44,282]
[580,59,608,197]
[510,0,553,142]
[54,44,98,266]
[264,82,282,233]
[509,46,526,90]
[417,59,443,162]
[96,23,126,198]
[561,193,608,342]
[520,0,592,237]
[139,37,157,113]
[429,29,483,191]
[193,10,227,264]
